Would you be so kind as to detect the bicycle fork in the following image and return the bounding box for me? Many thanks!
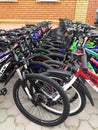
[63,75,94,106]
[16,68,33,99]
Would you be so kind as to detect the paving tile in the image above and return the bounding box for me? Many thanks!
[69,126,77,130]
[85,103,98,114]
[42,126,52,130]
[77,109,90,120]
[0,98,14,109]
[94,99,98,109]
[78,121,93,130]
[15,114,30,125]
[26,122,41,130]
[15,124,25,130]
[42,123,69,130]
[7,104,20,116]
[92,92,98,99]
[0,109,8,122]
[65,116,79,127]
[89,114,98,128]
[0,116,15,130]
[0,96,6,103]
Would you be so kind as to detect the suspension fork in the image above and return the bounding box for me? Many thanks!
[62,75,77,91]
[16,68,33,99]
[62,73,94,106]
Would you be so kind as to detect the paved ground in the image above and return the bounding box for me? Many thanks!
[0,74,98,130]
[0,24,24,30]
[0,25,98,130]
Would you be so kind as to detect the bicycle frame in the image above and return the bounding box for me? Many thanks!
[86,48,98,58]
[75,67,98,92]
[0,43,22,84]
[0,50,11,77]
[85,45,98,51]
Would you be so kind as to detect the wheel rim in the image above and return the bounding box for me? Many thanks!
[48,76,82,115]
[16,79,65,122]
[65,86,81,114]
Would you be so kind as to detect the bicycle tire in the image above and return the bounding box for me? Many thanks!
[48,48,61,53]
[47,53,64,61]
[44,60,64,69]
[69,83,86,116]
[13,74,70,126]
[34,48,50,55]
[29,61,52,73]
[30,54,52,61]
[43,73,86,116]
[41,44,53,49]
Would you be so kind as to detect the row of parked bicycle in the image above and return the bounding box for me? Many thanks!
[0,18,98,127]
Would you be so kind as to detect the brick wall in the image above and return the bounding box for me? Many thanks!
[0,0,76,24]
[74,0,89,22]
[86,0,98,25]
[0,0,98,25]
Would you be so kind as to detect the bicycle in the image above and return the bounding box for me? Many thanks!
[0,33,70,126]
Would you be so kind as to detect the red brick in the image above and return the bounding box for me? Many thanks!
[0,0,76,24]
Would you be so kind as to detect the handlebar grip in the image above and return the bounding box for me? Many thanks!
[81,53,88,72]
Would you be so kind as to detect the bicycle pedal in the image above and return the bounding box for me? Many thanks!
[0,88,7,96]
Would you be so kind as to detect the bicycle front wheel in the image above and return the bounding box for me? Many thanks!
[13,74,70,126]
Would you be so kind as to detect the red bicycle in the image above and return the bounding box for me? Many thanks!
[62,46,98,108]
[71,46,98,92]
[75,59,98,92]
[42,46,95,115]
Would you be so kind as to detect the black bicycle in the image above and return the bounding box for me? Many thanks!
[0,34,70,126]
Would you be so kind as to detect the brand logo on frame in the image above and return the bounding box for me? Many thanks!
[0,62,10,77]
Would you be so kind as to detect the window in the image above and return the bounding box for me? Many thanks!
[0,0,17,2]
[36,0,60,2]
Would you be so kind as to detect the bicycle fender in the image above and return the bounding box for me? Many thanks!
[43,70,94,106]
[77,78,94,106]
[46,69,71,80]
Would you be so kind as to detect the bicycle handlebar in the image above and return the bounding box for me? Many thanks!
[81,49,88,72]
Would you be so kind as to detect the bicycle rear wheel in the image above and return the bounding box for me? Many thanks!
[13,74,70,126]
[43,73,86,116]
